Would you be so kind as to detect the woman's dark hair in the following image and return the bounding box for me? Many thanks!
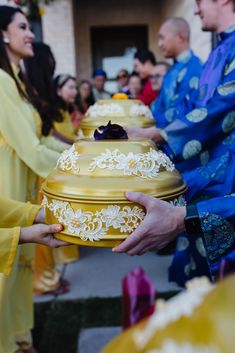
[54,74,77,112]
[76,80,95,114]
[24,42,63,136]
[0,6,57,136]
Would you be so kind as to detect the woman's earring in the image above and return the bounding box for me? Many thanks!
[3,37,10,44]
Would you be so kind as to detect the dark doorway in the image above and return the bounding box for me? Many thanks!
[91,25,148,72]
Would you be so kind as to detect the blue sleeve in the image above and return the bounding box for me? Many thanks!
[197,196,235,268]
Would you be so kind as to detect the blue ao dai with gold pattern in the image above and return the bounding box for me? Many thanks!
[151,50,202,128]
[167,26,235,286]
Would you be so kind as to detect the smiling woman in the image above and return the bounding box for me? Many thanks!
[0,5,63,353]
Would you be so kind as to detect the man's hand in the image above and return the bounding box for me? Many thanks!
[113,192,186,255]
[125,126,163,143]
[19,224,68,248]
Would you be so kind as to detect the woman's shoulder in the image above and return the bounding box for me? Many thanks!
[0,69,16,90]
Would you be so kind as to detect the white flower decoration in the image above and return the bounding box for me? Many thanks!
[56,145,80,174]
[42,196,145,242]
[130,104,154,119]
[85,103,125,118]
[89,148,175,179]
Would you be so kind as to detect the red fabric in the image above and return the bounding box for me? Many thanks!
[138,79,157,106]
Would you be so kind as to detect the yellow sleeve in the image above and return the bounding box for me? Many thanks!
[41,135,70,153]
[0,198,40,276]
[0,197,40,228]
[0,70,60,178]
[0,227,20,276]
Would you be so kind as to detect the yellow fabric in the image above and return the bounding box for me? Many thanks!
[41,134,70,153]
[54,109,77,141]
[53,246,79,264]
[33,244,61,294]
[34,135,79,295]
[0,198,40,276]
[0,68,60,353]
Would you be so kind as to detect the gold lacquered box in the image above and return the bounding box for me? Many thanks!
[42,139,187,247]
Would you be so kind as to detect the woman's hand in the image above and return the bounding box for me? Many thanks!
[19,223,68,247]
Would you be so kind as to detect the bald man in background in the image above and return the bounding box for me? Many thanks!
[151,17,203,128]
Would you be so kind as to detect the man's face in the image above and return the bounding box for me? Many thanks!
[194,0,219,32]
[134,58,149,79]
[158,22,179,58]
[93,75,106,91]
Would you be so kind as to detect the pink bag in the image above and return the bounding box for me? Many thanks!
[122,267,156,329]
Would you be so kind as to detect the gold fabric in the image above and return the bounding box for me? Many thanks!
[0,68,60,353]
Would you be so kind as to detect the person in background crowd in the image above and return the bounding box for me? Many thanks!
[150,61,171,95]
[134,49,157,106]
[73,79,95,128]
[92,68,111,101]
[116,68,129,93]
[53,74,79,144]
[127,73,142,99]
[24,43,79,296]
[151,17,203,127]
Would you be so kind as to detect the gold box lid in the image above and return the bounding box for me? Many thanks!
[42,138,187,201]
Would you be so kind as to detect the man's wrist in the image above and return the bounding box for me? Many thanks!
[176,206,186,233]
[184,204,202,235]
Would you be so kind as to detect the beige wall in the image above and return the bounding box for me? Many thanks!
[42,0,76,76]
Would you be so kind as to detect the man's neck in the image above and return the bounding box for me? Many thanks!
[215,14,235,33]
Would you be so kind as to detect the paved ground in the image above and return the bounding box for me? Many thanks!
[34,246,181,353]
[34,246,180,303]
[77,327,122,353]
